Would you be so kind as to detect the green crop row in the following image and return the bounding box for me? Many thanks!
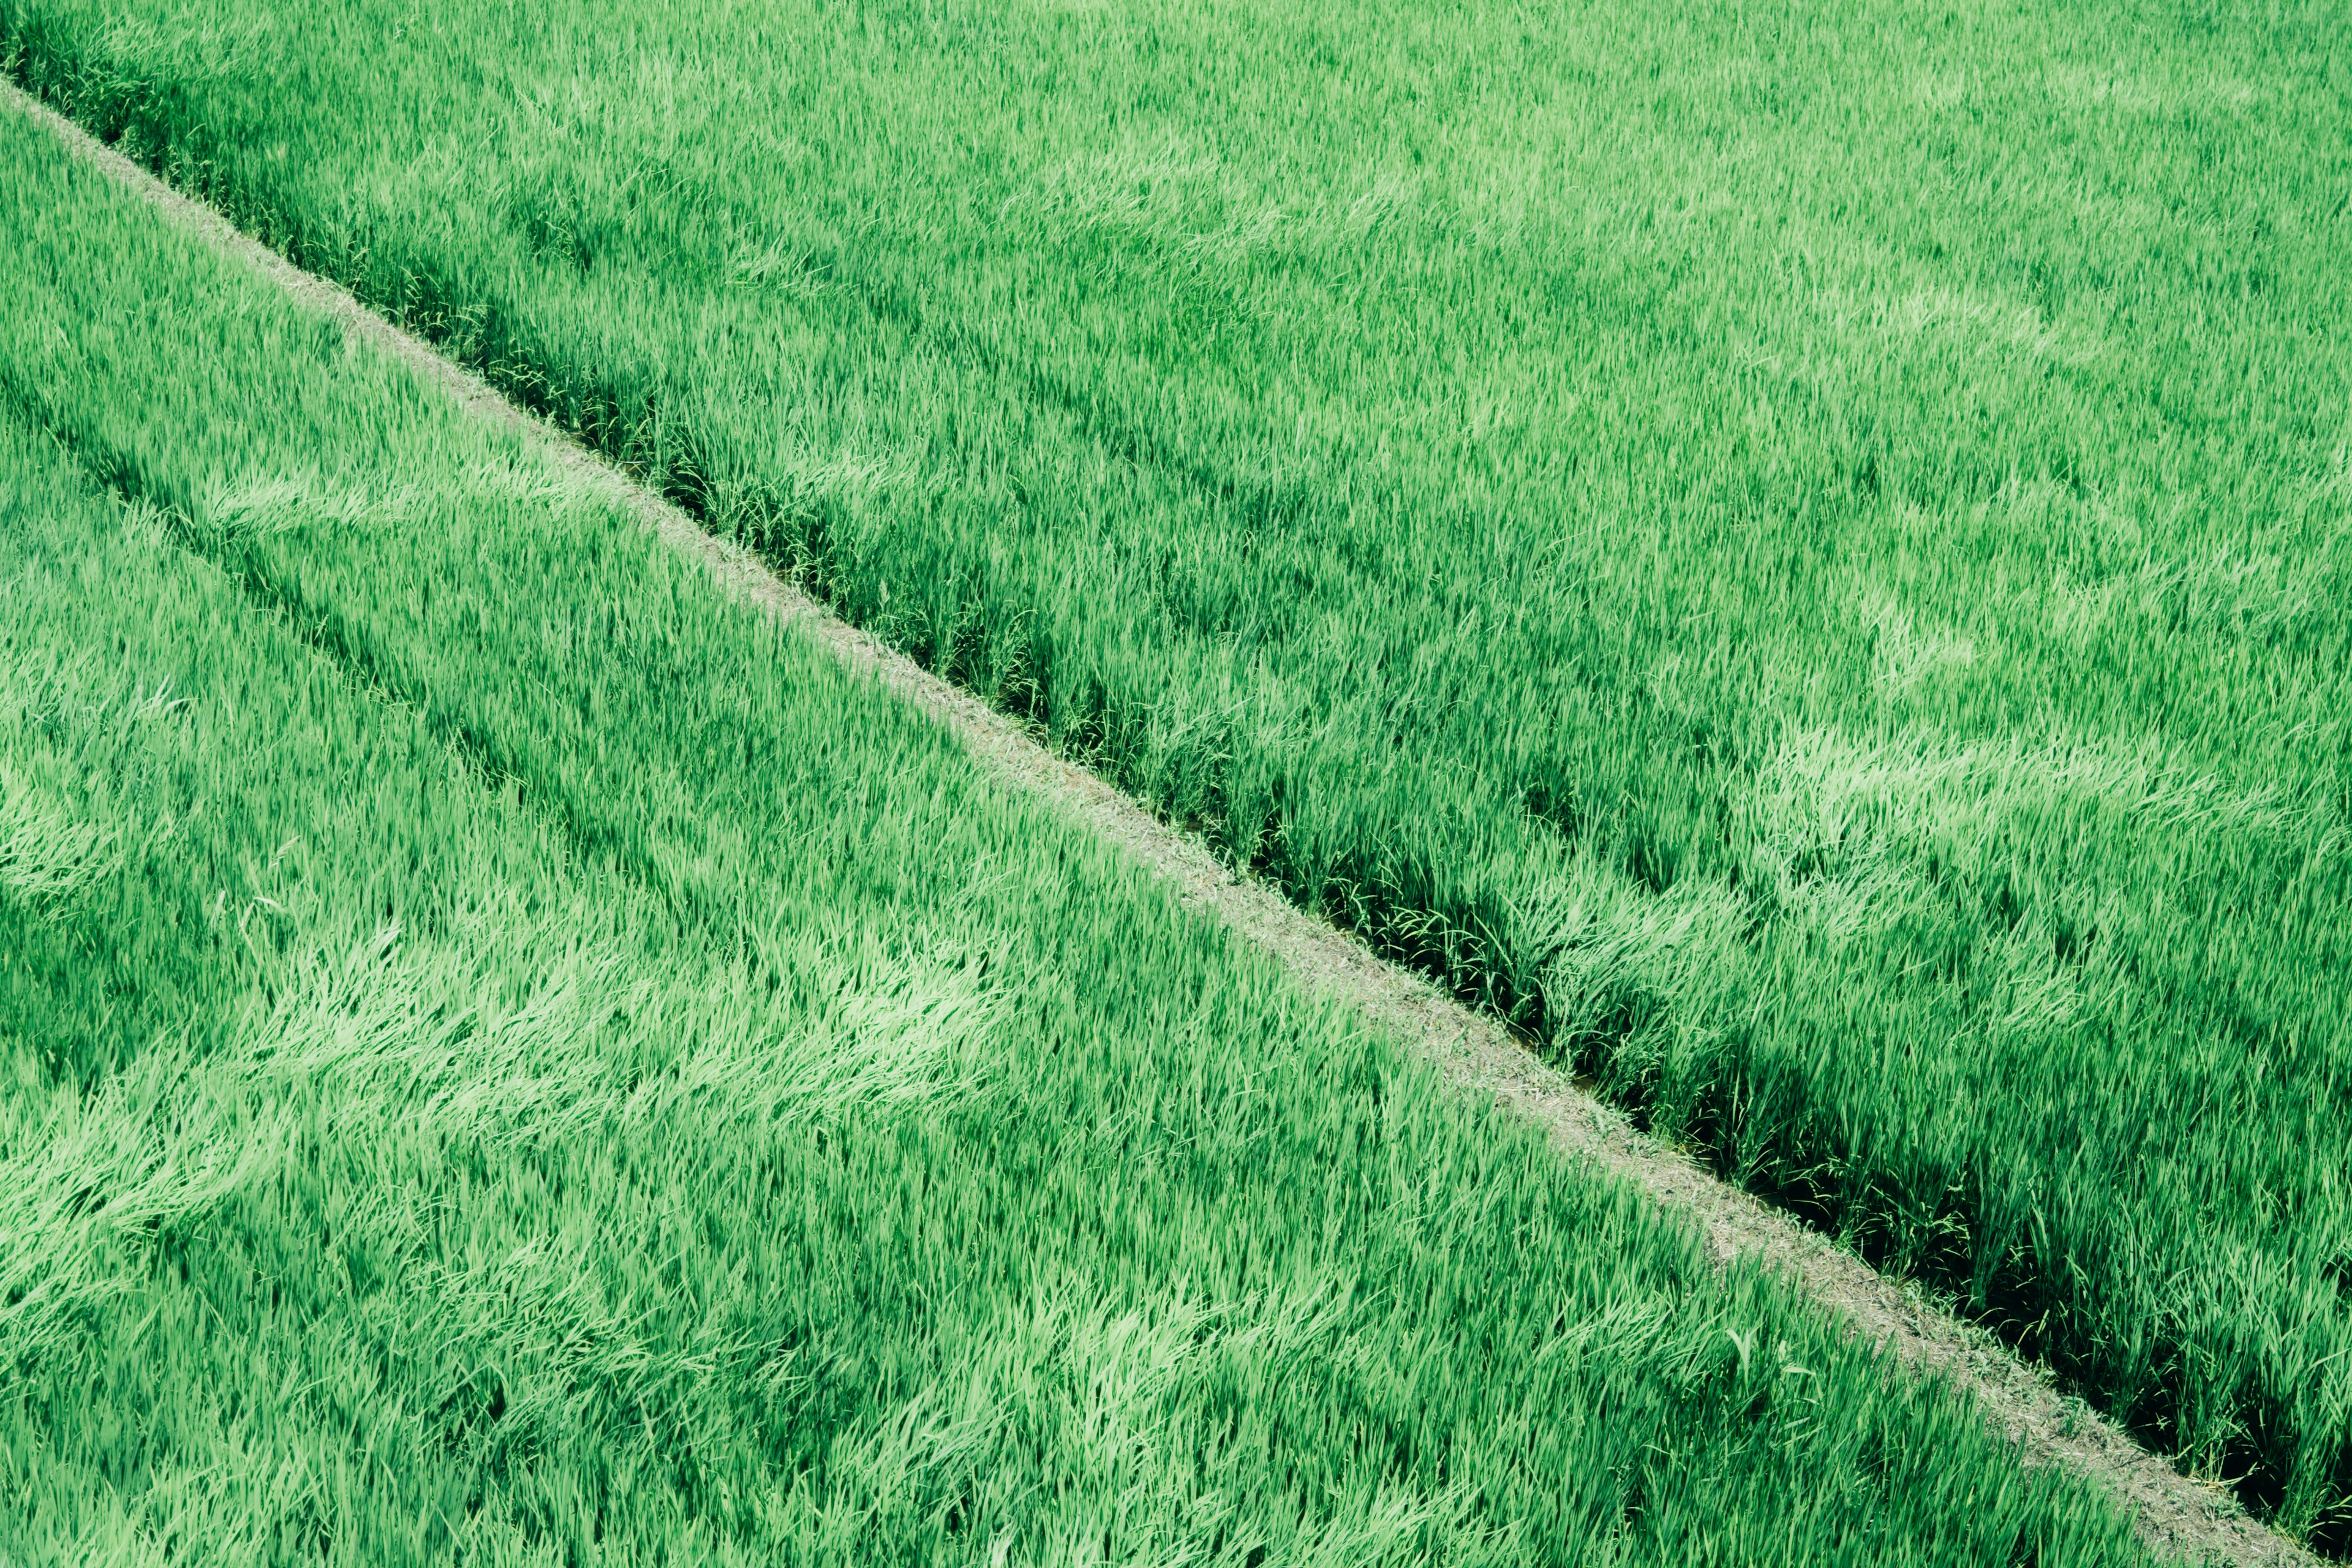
[6,0,2348,1538]
[0,108,2156,1564]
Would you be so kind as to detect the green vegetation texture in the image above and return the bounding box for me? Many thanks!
[5,0,2350,1541]
[0,111,2160,1564]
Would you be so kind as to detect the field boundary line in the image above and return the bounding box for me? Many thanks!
[2,77,2307,1568]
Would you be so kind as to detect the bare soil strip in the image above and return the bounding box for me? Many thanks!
[4,77,2309,1568]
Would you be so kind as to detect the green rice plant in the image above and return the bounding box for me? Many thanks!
[0,109,2160,1564]
[7,0,2349,1537]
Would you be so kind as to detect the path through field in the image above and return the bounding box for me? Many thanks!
[0,75,2312,1568]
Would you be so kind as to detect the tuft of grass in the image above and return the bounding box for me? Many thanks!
[0,109,2162,1564]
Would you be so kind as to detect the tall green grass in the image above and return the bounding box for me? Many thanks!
[4,0,2348,1538]
[0,110,2160,1564]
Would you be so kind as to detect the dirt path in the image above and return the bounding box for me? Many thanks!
[4,76,2311,1568]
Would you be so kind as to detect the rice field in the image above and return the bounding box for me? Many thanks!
[0,104,2176,1564]
[2,0,2346,1551]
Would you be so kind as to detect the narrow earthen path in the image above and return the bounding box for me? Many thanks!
[4,76,2310,1568]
